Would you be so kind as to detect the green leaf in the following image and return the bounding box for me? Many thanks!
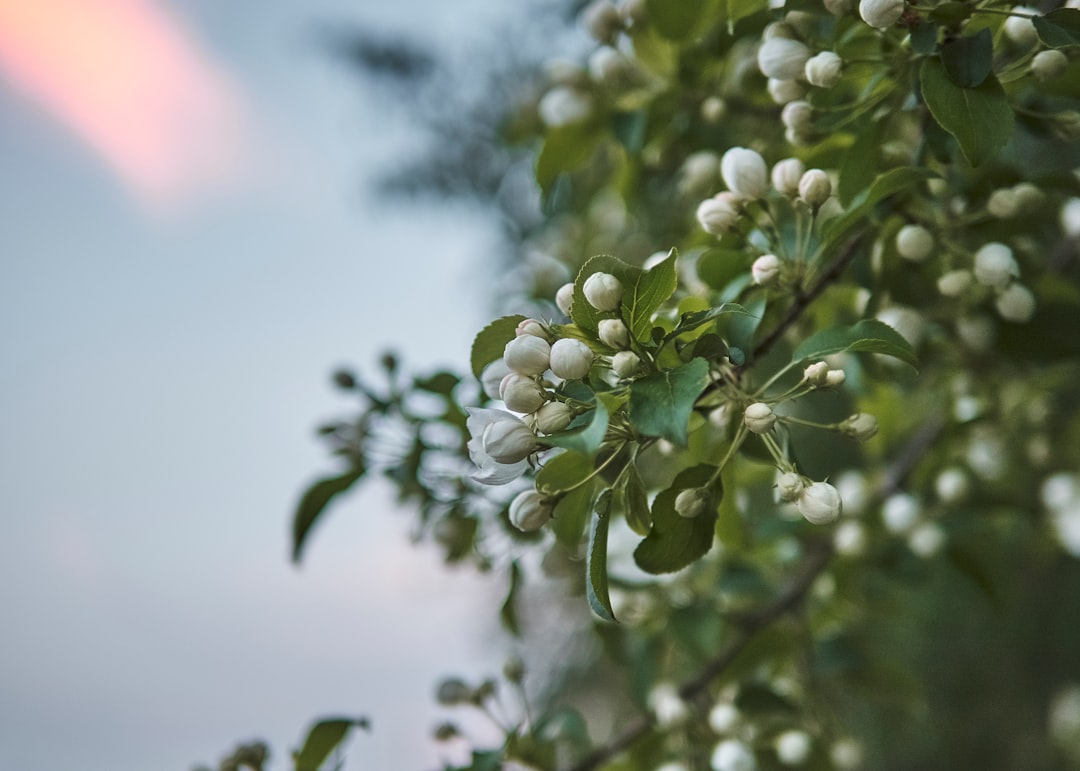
[791,318,918,368]
[662,303,753,343]
[613,459,651,536]
[940,28,992,87]
[909,19,939,55]
[552,482,595,549]
[715,294,765,365]
[586,489,617,621]
[628,358,710,446]
[696,247,751,292]
[633,464,721,574]
[646,0,705,39]
[625,248,678,343]
[536,123,601,195]
[294,718,367,771]
[545,393,621,455]
[470,315,526,380]
[1034,9,1080,49]
[726,0,768,27]
[823,167,935,249]
[837,124,882,207]
[414,371,460,396]
[500,560,522,636]
[292,467,365,563]
[929,2,973,26]
[536,450,594,495]
[919,58,1014,166]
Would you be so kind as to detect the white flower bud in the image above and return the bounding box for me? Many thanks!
[858,0,904,28]
[824,0,853,15]
[1004,7,1038,48]
[935,467,970,504]
[466,408,531,484]
[752,253,782,286]
[582,272,624,311]
[555,282,575,315]
[675,487,711,519]
[581,0,623,44]
[534,401,574,434]
[805,51,843,88]
[781,100,813,133]
[711,739,756,771]
[896,224,934,262]
[763,21,796,40]
[708,702,740,733]
[876,305,926,348]
[777,471,805,503]
[830,738,863,770]
[834,470,870,516]
[804,360,830,386]
[987,187,1019,218]
[697,192,741,235]
[721,147,769,200]
[598,318,631,349]
[834,520,867,556]
[611,350,640,378]
[744,402,776,434]
[588,46,634,84]
[824,368,846,388]
[956,314,996,352]
[768,78,806,104]
[680,150,721,195]
[908,521,946,558]
[840,412,878,441]
[481,358,512,400]
[1011,182,1044,213]
[500,373,547,414]
[503,334,551,377]
[775,730,812,766]
[757,37,811,80]
[798,168,832,207]
[881,492,919,533]
[549,338,594,380]
[509,489,554,532]
[797,481,843,524]
[516,318,553,341]
[648,683,689,728]
[482,416,536,463]
[701,96,727,123]
[1062,197,1080,238]
[538,86,593,127]
[995,282,1036,323]
[937,269,973,298]
[771,157,805,196]
[973,242,1020,289]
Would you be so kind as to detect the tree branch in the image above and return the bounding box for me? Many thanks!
[560,414,944,771]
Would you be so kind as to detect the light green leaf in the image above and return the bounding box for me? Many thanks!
[586,489,617,622]
[536,123,601,195]
[625,248,678,343]
[791,318,918,368]
[1034,9,1080,49]
[613,459,651,536]
[545,393,622,455]
[470,315,526,380]
[551,482,594,549]
[294,718,368,771]
[837,124,882,206]
[920,58,1014,166]
[633,464,721,574]
[536,450,593,495]
[646,0,705,39]
[628,358,710,446]
[292,467,365,563]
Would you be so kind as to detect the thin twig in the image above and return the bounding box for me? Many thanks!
[560,414,945,771]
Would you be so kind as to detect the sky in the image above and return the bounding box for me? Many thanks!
[0,1,535,768]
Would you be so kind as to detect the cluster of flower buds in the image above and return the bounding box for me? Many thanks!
[756,21,845,129]
[937,241,1036,324]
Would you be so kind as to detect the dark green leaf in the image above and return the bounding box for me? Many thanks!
[413,371,460,396]
[552,482,594,549]
[536,450,594,495]
[470,315,526,380]
[940,28,992,87]
[920,58,1014,166]
[715,294,765,364]
[910,19,939,55]
[726,0,768,26]
[586,489,617,621]
[822,167,935,250]
[929,2,973,26]
[791,318,918,368]
[646,0,705,39]
[614,460,651,535]
[837,124,882,207]
[500,560,522,636]
[611,110,648,153]
[696,248,751,292]
[628,358,710,446]
[633,464,721,574]
[663,303,753,343]
[735,684,798,715]
[625,248,678,343]
[294,718,366,771]
[292,467,365,563]
[1033,9,1080,49]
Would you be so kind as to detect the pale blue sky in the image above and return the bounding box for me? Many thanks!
[0,1,539,768]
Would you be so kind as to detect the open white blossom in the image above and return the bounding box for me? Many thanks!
[465,408,533,485]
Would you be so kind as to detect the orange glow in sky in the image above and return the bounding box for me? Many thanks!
[0,0,249,208]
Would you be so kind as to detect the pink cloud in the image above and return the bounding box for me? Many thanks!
[0,0,252,209]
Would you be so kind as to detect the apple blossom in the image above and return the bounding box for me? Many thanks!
[896,224,934,262]
[757,37,811,81]
[675,487,711,518]
[534,401,574,434]
[805,51,843,88]
[598,318,631,349]
[771,157,805,196]
[973,242,1020,289]
[508,489,554,531]
[465,408,533,484]
[858,0,904,28]
[744,402,776,434]
[995,282,1036,323]
[767,78,806,104]
[798,168,831,207]
[711,739,757,771]
[721,147,769,200]
[797,481,843,523]
[752,253,782,286]
[499,373,547,414]
[611,350,640,378]
[503,334,551,376]
[555,282,575,315]
[583,272,624,311]
[697,192,741,235]
[549,338,594,379]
